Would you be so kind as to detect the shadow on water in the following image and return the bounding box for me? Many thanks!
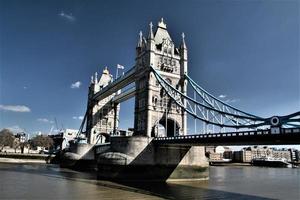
[0,163,275,200]
[115,180,275,200]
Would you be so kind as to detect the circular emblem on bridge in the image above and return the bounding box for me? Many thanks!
[270,116,280,126]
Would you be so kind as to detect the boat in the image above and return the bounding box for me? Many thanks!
[251,157,292,168]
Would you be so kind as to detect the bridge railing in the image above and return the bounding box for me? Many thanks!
[153,128,300,141]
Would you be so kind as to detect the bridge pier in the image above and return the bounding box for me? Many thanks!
[96,136,209,181]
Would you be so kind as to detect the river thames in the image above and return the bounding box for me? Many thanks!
[0,163,299,200]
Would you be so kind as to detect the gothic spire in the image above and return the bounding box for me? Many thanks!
[90,75,94,84]
[180,32,187,49]
[94,71,98,84]
[148,21,154,40]
[137,31,143,47]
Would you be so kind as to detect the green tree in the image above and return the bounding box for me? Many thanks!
[30,135,54,150]
[0,129,15,152]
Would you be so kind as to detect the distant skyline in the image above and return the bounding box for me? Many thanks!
[0,0,299,148]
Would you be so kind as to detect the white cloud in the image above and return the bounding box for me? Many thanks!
[78,116,84,120]
[218,94,227,98]
[71,81,82,89]
[0,105,31,112]
[224,99,240,104]
[7,125,25,133]
[23,86,28,90]
[59,11,76,22]
[73,116,84,120]
[37,118,54,123]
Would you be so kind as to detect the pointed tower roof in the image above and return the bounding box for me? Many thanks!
[154,18,172,45]
[158,17,167,29]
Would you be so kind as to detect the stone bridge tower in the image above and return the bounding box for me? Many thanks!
[134,18,187,137]
[86,68,120,144]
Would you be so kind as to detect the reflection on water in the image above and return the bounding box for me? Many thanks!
[0,163,299,200]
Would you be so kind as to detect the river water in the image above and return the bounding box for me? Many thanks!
[0,163,299,200]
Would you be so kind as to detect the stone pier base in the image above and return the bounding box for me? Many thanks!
[96,136,209,181]
[60,143,96,170]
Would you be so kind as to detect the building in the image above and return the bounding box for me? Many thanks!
[86,67,120,144]
[49,129,78,150]
[272,149,291,162]
[134,19,188,137]
[208,146,233,161]
[233,146,293,163]
[247,146,272,159]
[233,150,252,163]
[209,153,223,162]
[205,146,216,157]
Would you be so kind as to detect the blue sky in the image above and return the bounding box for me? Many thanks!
[0,0,299,146]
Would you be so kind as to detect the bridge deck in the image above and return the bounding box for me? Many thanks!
[153,128,300,146]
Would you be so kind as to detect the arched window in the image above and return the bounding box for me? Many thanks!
[152,95,158,106]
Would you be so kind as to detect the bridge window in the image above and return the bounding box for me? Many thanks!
[152,96,158,106]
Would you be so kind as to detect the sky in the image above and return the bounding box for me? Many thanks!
[0,0,299,149]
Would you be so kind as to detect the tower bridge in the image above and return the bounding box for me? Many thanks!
[81,18,300,144]
[65,19,300,181]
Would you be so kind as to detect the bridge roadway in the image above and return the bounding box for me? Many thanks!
[153,128,300,146]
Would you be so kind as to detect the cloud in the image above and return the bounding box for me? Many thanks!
[0,105,31,112]
[7,125,25,133]
[218,94,239,104]
[224,99,240,104]
[23,86,28,90]
[71,81,82,89]
[37,118,54,123]
[73,116,84,120]
[218,94,227,98]
[59,11,75,22]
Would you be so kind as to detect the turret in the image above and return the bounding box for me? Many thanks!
[180,32,188,76]
[136,31,143,56]
[148,22,154,41]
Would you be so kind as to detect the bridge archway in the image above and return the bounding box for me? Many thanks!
[96,132,110,144]
[158,118,180,137]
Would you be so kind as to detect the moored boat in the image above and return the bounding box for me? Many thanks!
[251,157,292,168]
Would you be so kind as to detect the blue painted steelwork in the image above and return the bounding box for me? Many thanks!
[151,66,300,129]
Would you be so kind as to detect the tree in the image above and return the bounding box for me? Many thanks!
[0,129,15,152]
[12,139,20,153]
[30,135,54,150]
